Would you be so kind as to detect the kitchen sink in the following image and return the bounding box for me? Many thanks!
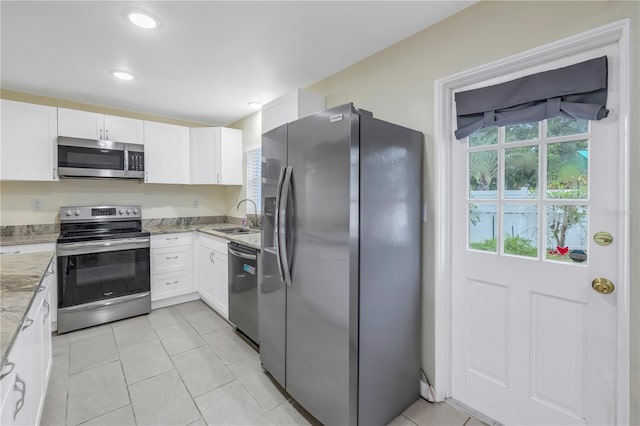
[216,227,259,235]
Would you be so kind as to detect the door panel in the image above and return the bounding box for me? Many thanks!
[285,104,354,426]
[259,125,288,387]
[451,45,619,425]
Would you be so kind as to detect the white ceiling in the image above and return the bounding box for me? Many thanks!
[1,1,475,125]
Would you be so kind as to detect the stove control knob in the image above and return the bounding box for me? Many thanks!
[119,209,124,215]
[74,209,80,216]
[126,209,131,214]
[65,210,72,217]
[133,208,138,215]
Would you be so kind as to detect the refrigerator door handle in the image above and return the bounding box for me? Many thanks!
[274,167,287,283]
[279,166,293,287]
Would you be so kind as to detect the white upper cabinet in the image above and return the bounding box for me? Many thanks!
[144,121,190,184]
[1,100,58,181]
[58,108,143,144]
[190,127,242,185]
[262,88,325,134]
[103,115,144,144]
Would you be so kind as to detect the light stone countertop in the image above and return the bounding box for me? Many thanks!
[0,233,59,247]
[146,223,261,250]
[0,250,55,366]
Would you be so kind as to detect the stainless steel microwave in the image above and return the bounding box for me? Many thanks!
[57,137,144,179]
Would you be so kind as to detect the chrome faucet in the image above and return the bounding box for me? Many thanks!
[237,198,258,227]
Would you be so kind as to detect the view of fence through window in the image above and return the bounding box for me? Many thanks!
[467,118,589,263]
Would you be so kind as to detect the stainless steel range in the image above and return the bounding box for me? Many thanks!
[56,205,151,333]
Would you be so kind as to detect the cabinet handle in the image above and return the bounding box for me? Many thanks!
[165,237,179,241]
[37,285,45,293]
[165,281,179,285]
[100,128,103,139]
[53,168,57,179]
[145,171,149,182]
[45,265,55,276]
[0,362,15,380]
[21,318,34,331]
[217,173,220,183]
[13,375,25,420]
[43,300,50,322]
[165,256,179,260]
[105,129,109,140]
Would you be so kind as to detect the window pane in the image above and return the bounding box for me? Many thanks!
[546,140,588,199]
[505,146,539,199]
[246,148,262,213]
[505,122,539,142]
[469,204,497,253]
[503,204,538,258]
[546,205,588,264]
[547,117,589,137]
[469,150,498,199]
[469,126,498,147]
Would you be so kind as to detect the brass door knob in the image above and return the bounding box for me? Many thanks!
[592,278,615,294]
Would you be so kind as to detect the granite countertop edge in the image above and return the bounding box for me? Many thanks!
[1,250,55,368]
[145,223,261,250]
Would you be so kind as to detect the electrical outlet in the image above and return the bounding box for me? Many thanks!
[193,198,199,208]
[31,199,43,211]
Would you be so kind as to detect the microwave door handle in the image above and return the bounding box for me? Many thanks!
[124,147,129,176]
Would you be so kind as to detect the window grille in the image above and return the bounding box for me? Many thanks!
[246,147,262,213]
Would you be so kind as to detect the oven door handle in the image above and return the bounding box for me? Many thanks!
[57,237,150,256]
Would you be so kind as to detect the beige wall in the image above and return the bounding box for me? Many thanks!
[0,91,238,224]
[232,0,640,421]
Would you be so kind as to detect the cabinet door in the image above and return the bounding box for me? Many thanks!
[197,243,216,305]
[190,127,219,184]
[219,128,243,185]
[58,108,104,140]
[144,121,190,184]
[104,115,143,144]
[213,252,229,319]
[1,100,57,181]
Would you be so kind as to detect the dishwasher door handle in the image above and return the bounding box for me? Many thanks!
[229,248,257,261]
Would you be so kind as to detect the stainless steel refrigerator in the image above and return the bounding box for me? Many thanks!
[260,103,422,425]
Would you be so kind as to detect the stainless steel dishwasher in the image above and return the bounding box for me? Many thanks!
[228,242,259,344]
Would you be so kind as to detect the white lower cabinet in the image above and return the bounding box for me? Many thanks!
[196,233,229,319]
[0,259,53,426]
[150,233,193,301]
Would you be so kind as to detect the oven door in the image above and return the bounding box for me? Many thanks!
[57,237,150,308]
[57,137,126,178]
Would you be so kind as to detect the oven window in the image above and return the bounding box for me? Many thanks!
[58,146,124,170]
[58,247,150,307]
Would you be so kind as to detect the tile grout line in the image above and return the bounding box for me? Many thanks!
[401,414,419,425]
[112,323,139,426]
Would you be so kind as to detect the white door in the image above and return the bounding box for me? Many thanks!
[104,115,143,144]
[58,108,103,140]
[144,121,190,184]
[197,242,216,305]
[190,127,219,184]
[451,45,620,425]
[1,100,57,181]
[213,250,229,319]
[219,127,242,185]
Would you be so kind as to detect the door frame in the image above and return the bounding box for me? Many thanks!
[433,19,631,424]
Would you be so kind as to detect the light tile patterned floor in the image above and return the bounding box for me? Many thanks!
[42,300,484,426]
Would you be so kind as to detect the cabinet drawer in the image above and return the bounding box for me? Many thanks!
[151,232,193,249]
[152,246,192,274]
[151,271,193,301]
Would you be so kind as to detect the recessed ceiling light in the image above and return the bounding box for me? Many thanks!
[248,102,263,109]
[128,12,158,29]
[112,70,135,81]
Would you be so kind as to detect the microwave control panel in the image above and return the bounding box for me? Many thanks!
[128,151,145,171]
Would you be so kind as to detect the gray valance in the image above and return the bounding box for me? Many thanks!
[454,56,609,140]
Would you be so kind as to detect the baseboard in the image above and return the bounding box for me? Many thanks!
[151,292,200,309]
